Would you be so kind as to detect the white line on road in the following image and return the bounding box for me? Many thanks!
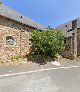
[59,66,79,69]
[9,71,13,73]
[0,66,79,78]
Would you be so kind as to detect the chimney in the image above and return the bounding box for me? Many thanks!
[72,19,77,30]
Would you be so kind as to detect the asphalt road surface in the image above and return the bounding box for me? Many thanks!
[0,64,80,92]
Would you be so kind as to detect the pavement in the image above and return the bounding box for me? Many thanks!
[0,59,80,92]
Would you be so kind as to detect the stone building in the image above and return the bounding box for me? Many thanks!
[56,18,80,59]
[0,3,45,61]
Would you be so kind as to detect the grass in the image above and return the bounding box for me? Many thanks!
[10,55,22,61]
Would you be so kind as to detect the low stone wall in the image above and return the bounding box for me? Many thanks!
[59,49,73,59]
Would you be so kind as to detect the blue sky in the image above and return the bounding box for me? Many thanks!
[2,0,80,27]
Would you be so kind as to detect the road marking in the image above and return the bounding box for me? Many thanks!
[0,66,79,78]
[71,66,79,68]
[9,71,13,73]
[59,66,79,69]
[59,66,70,69]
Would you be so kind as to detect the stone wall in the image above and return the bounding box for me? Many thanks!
[0,16,34,61]
[59,36,74,59]
[59,49,73,59]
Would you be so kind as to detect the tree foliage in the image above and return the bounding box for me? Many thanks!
[29,29,64,59]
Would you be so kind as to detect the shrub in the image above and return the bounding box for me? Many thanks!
[29,28,64,61]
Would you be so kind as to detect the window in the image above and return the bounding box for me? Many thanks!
[64,39,66,44]
[64,37,71,50]
[6,36,14,45]
[4,34,16,47]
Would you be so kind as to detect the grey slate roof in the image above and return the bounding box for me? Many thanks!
[0,3,46,31]
[56,21,72,37]
[56,21,72,31]
[56,17,80,37]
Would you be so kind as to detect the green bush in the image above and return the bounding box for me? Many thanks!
[29,28,64,60]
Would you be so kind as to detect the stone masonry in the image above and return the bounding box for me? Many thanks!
[0,3,45,61]
[56,18,80,59]
[0,16,32,61]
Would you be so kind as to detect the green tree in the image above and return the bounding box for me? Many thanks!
[29,28,64,59]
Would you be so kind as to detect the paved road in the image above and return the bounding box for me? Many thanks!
[0,59,79,75]
[0,62,80,92]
